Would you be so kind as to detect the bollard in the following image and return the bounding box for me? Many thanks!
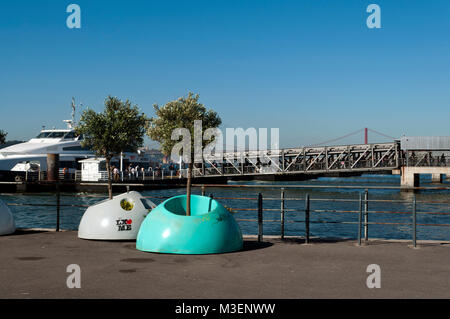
[201,185,205,196]
[413,195,417,248]
[280,188,285,239]
[364,189,369,241]
[258,193,263,242]
[358,193,363,246]
[305,194,310,244]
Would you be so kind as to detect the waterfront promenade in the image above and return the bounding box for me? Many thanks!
[1,230,449,299]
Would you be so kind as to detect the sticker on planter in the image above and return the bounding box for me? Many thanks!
[120,199,134,211]
[116,218,132,231]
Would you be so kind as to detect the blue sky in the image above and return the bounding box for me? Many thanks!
[0,0,449,148]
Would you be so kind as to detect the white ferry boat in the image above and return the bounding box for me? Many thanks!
[0,119,91,173]
[0,102,153,180]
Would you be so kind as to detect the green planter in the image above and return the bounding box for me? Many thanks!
[136,195,243,254]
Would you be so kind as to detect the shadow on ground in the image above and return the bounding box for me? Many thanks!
[241,240,273,251]
[6,228,55,236]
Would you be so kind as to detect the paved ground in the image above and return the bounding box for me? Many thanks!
[0,230,449,299]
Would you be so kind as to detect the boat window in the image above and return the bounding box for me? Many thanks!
[60,161,77,169]
[63,146,83,151]
[63,131,76,139]
[47,132,66,138]
[36,132,51,138]
[99,162,107,171]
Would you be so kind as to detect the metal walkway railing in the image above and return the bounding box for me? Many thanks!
[2,184,449,247]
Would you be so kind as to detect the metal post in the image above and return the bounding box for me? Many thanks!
[201,185,205,196]
[358,193,362,246]
[364,189,369,241]
[413,194,417,248]
[280,188,285,239]
[258,193,263,242]
[56,183,60,232]
[305,194,310,244]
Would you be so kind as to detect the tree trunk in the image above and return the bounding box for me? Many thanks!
[186,161,193,216]
[105,157,113,199]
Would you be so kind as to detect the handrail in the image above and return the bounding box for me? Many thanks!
[193,183,450,190]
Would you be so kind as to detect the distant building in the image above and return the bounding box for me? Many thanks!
[401,136,450,151]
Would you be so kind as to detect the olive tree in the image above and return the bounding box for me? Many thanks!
[146,92,222,216]
[76,96,147,199]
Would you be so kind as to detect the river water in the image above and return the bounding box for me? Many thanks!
[2,174,450,241]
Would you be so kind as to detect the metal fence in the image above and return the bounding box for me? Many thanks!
[404,151,450,167]
[18,169,182,182]
[173,185,450,247]
[2,184,449,247]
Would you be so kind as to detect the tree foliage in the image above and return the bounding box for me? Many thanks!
[0,130,7,144]
[76,96,148,198]
[77,96,147,158]
[147,92,222,158]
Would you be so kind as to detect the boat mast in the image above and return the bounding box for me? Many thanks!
[71,97,76,127]
[64,97,79,130]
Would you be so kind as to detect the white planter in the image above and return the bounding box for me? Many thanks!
[78,191,156,240]
[0,199,16,235]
